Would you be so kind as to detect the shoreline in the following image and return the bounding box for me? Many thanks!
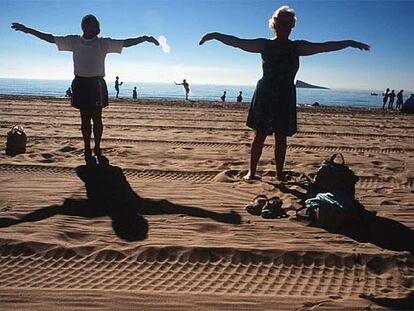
[0,94,393,113]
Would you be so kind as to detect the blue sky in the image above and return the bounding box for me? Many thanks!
[0,0,413,91]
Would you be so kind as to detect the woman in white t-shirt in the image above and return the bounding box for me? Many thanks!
[12,15,159,164]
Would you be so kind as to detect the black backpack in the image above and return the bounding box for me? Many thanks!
[5,125,27,156]
[308,153,359,198]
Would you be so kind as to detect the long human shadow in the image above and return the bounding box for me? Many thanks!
[0,158,242,241]
[362,293,414,310]
[266,180,309,205]
[269,180,414,253]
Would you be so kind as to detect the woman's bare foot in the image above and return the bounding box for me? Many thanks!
[93,146,102,157]
[276,172,288,182]
[84,149,96,166]
[243,172,260,181]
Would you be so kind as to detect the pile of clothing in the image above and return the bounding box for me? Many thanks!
[299,153,369,232]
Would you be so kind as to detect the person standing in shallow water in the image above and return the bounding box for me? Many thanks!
[388,90,396,110]
[396,90,404,111]
[237,91,243,103]
[221,91,227,102]
[175,79,190,100]
[382,88,390,110]
[65,87,72,97]
[199,5,369,181]
[11,15,159,164]
[132,86,138,99]
[115,76,123,98]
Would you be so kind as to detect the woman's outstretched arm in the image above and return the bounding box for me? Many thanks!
[199,32,267,53]
[296,40,370,56]
[123,36,159,47]
[11,23,55,43]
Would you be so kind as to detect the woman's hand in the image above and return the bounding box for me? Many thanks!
[349,40,370,51]
[199,32,217,45]
[145,36,159,46]
[11,23,29,33]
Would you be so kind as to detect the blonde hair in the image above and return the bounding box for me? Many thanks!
[268,5,296,33]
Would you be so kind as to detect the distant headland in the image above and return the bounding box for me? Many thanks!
[296,80,329,89]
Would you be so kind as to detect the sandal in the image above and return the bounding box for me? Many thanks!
[246,195,268,216]
[261,196,284,219]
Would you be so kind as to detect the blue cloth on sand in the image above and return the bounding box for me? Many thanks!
[305,192,356,212]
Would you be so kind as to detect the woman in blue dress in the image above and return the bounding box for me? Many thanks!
[199,6,369,181]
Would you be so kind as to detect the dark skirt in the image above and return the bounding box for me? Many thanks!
[71,76,108,111]
[246,78,297,136]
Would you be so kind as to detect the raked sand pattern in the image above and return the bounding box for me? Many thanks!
[0,97,413,310]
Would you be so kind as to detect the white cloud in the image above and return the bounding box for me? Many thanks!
[158,35,171,54]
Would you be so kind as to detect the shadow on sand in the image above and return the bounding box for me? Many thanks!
[362,292,414,310]
[268,179,414,254]
[0,157,242,241]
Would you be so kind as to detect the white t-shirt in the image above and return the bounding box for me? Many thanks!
[54,35,124,77]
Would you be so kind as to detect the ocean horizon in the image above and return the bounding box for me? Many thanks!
[0,77,409,109]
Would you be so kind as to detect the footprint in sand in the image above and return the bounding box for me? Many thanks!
[366,256,396,275]
[39,152,55,163]
[213,170,243,183]
[60,146,77,153]
[0,203,12,213]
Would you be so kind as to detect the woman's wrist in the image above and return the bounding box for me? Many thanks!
[23,26,32,34]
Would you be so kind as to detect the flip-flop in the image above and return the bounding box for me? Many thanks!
[245,195,268,216]
[261,196,283,219]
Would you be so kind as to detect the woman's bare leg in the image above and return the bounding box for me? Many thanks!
[91,109,103,156]
[244,131,267,180]
[274,134,287,180]
[80,111,92,157]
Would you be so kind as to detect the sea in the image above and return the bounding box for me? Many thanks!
[0,78,408,109]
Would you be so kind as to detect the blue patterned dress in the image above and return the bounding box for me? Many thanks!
[246,39,299,136]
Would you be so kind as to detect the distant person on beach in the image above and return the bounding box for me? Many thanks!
[199,5,369,181]
[396,90,404,111]
[220,91,227,102]
[237,91,243,103]
[174,79,190,100]
[388,90,396,110]
[132,86,137,99]
[11,15,159,164]
[115,76,123,98]
[65,87,72,97]
[382,88,390,110]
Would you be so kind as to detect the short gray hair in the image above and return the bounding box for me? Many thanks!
[268,6,296,33]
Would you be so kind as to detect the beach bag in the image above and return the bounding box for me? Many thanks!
[5,125,27,156]
[297,192,364,232]
[313,203,344,232]
[308,153,359,198]
[296,198,344,232]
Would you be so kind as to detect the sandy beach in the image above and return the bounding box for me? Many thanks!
[0,96,413,310]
